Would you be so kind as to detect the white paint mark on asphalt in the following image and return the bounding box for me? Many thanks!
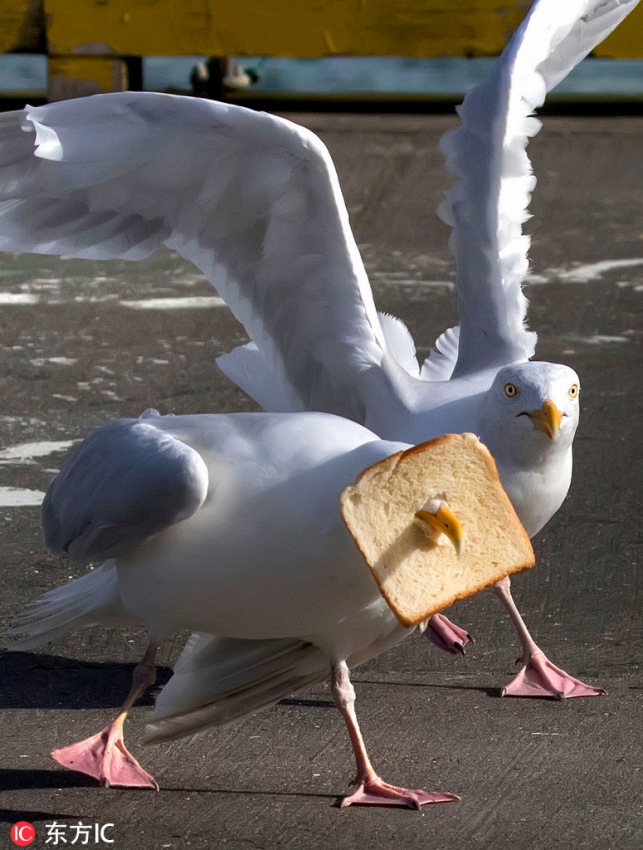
[0,416,45,426]
[120,296,227,310]
[553,258,643,282]
[29,357,78,367]
[404,279,454,289]
[587,335,630,344]
[28,279,59,290]
[370,271,455,289]
[0,487,46,506]
[565,334,630,345]
[49,357,78,366]
[0,440,76,464]
[0,293,40,305]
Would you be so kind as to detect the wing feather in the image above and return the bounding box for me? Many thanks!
[42,416,209,563]
[442,0,639,378]
[146,633,329,742]
[0,93,387,416]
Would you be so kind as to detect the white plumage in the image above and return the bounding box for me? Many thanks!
[39,412,405,643]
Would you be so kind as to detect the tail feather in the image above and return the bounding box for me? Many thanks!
[144,633,330,744]
[4,562,136,650]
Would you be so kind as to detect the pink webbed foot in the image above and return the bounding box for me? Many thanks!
[52,726,159,790]
[341,775,460,809]
[424,613,473,656]
[502,650,607,700]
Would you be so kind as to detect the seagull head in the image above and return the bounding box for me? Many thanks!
[414,498,464,557]
[480,361,580,465]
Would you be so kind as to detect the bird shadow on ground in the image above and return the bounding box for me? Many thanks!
[0,805,83,825]
[159,785,340,802]
[278,697,335,709]
[0,770,341,805]
[0,768,98,794]
[353,677,502,698]
[0,651,172,710]
[421,682,503,697]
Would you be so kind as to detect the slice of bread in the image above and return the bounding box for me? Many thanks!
[340,433,534,627]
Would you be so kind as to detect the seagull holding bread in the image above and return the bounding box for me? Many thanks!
[0,0,636,698]
[7,410,531,804]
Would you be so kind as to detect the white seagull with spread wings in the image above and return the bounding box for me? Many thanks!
[0,0,636,699]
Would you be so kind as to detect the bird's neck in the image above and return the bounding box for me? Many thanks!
[361,365,489,444]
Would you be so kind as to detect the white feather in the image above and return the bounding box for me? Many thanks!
[4,562,136,650]
[217,342,308,413]
[377,312,420,377]
[440,0,639,377]
[421,326,460,382]
[0,93,388,418]
[146,634,329,742]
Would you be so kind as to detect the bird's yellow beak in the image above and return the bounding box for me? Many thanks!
[414,504,464,557]
[524,398,564,441]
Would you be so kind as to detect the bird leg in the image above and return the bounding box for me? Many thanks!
[424,613,473,656]
[331,661,459,809]
[494,577,606,699]
[51,642,160,789]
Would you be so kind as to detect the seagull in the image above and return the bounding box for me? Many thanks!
[0,0,636,698]
[8,408,467,806]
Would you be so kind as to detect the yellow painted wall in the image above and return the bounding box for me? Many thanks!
[37,0,643,60]
[1,0,640,77]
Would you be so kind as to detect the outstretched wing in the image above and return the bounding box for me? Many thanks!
[42,416,209,562]
[441,0,639,378]
[0,92,388,418]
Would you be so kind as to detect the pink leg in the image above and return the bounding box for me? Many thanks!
[495,577,606,699]
[52,642,160,789]
[331,661,459,809]
[425,614,473,656]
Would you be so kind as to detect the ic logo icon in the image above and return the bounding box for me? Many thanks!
[10,822,36,846]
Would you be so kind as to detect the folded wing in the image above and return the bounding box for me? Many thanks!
[146,632,330,742]
[42,416,209,562]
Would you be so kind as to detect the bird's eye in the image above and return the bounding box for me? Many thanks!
[503,383,518,398]
[568,383,580,399]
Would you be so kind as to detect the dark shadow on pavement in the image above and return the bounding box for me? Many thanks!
[352,678,501,697]
[0,651,172,710]
[0,807,82,825]
[0,770,342,802]
[155,785,341,801]
[0,768,97,792]
[278,698,335,709]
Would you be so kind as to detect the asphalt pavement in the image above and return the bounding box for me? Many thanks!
[0,112,641,850]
